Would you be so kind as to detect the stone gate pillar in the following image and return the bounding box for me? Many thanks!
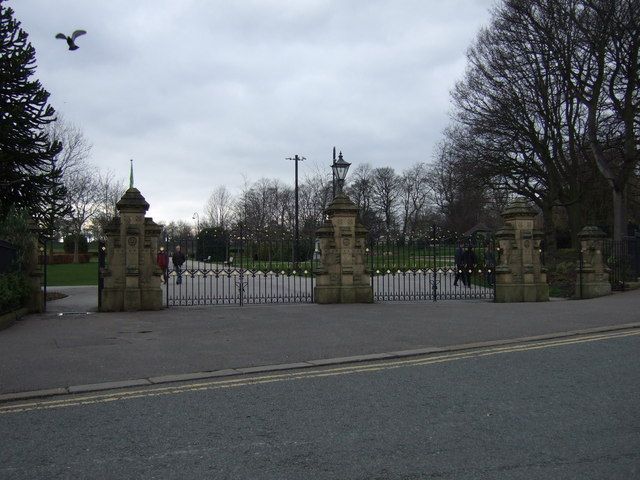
[101,187,163,311]
[495,198,549,302]
[314,193,373,303]
[26,220,43,313]
[575,226,611,299]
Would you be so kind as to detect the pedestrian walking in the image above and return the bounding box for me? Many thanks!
[156,247,168,283]
[453,242,464,287]
[461,245,477,288]
[173,245,186,285]
[484,246,496,287]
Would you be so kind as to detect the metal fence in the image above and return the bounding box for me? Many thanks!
[164,231,317,306]
[368,232,496,302]
[602,237,640,290]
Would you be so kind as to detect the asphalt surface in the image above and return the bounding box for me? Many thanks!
[1,287,640,395]
[1,330,638,479]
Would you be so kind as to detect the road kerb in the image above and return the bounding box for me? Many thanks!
[2,322,639,404]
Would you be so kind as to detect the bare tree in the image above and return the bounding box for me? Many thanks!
[236,178,293,235]
[554,0,640,240]
[371,167,399,238]
[299,165,332,236]
[203,185,235,229]
[398,163,432,237]
[449,0,599,248]
[87,171,126,241]
[42,116,93,252]
[63,168,100,262]
[45,116,91,175]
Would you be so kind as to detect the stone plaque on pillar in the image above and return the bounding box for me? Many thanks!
[314,193,373,304]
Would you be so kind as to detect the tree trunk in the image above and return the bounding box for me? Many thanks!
[612,187,626,242]
[566,201,583,250]
[541,202,557,262]
[73,233,80,264]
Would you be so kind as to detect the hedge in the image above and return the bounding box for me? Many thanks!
[0,272,29,315]
[39,253,91,264]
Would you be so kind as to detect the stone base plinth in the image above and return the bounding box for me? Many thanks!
[495,283,549,303]
[140,287,163,310]
[315,285,373,304]
[574,282,611,299]
[124,288,141,311]
[101,287,123,312]
[101,286,163,312]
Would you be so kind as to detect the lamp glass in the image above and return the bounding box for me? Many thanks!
[332,156,351,181]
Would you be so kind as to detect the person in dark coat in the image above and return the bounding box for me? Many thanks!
[461,245,477,287]
[172,245,186,285]
[156,247,169,283]
[453,242,464,287]
[484,246,496,287]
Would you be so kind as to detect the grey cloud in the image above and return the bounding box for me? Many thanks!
[10,0,493,222]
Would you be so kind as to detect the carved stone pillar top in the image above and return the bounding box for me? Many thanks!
[325,193,359,216]
[116,187,150,213]
[577,226,607,240]
[501,197,537,221]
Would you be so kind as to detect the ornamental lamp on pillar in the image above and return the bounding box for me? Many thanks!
[332,151,351,195]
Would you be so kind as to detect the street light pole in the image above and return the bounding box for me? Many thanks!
[287,154,305,267]
[192,212,200,260]
[332,147,336,198]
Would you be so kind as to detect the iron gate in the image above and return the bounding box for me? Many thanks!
[368,229,496,302]
[164,230,316,306]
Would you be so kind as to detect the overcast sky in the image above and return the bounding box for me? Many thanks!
[10,0,494,223]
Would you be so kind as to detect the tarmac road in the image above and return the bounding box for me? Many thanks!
[1,329,638,479]
[2,288,640,396]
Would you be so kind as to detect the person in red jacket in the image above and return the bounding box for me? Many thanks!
[156,247,169,283]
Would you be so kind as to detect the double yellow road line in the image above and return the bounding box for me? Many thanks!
[2,328,639,415]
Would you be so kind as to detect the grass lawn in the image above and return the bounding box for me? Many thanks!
[46,259,98,286]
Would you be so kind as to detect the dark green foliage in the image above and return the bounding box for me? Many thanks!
[0,2,68,223]
[196,227,229,262]
[0,208,35,311]
[546,249,579,298]
[63,234,88,254]
[0,207,35,271]
[0,271,28,313]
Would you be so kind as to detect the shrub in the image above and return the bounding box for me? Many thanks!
[545,249,578,298]
[39,253,91,264]
[63,235,88,254]
[0,208,35,272]
[0,272,29,314]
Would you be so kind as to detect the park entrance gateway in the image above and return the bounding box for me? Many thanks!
[162,225,496,307]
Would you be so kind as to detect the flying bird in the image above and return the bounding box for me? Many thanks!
[55,30,87,51]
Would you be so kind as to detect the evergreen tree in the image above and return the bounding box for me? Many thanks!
[0,1,66,224]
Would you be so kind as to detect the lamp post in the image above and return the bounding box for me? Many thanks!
[331,150,351,195]
[192,212,199,260]
[287,154,305,268]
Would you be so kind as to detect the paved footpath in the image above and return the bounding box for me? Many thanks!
[1,286,639,399]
